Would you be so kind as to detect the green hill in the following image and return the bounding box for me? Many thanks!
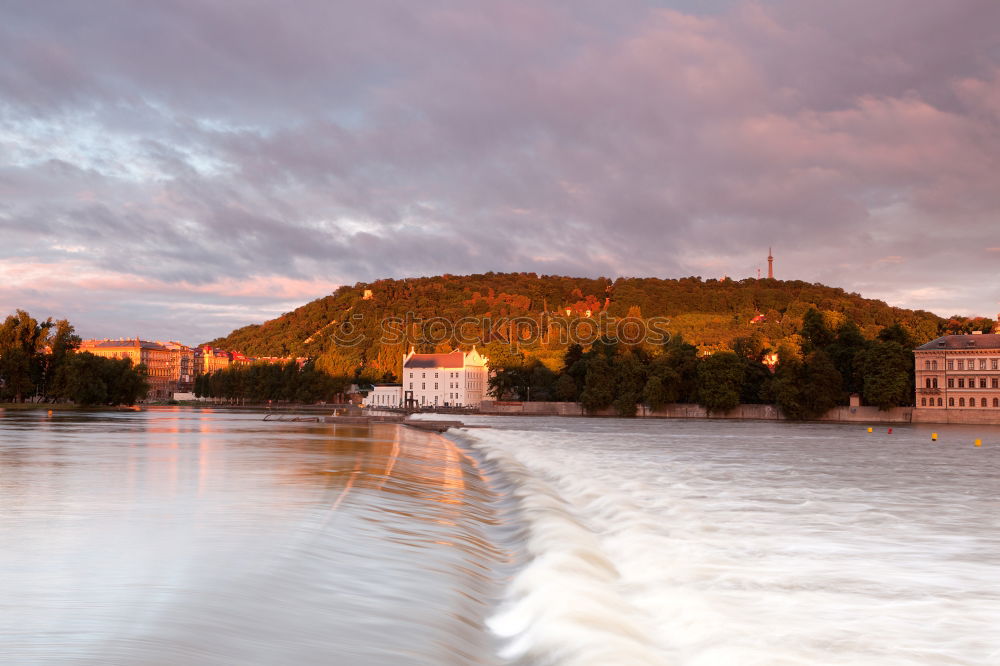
[204,273,946,381]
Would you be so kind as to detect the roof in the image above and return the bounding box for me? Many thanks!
[81,339,167,351]
[915,334,1000,351]
[403,351,466,368]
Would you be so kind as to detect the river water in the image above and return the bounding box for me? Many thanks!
[450,416,1000,666]
[2,409,999,665]
[0,408,518,665]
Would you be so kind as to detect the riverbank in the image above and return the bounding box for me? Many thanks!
[478,400,920,423]
[0,403,140,411]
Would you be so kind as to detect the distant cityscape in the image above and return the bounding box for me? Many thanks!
[78,338,306,400]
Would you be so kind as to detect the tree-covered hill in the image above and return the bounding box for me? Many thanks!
[204,273,951,382]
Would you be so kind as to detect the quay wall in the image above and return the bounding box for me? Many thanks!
[912,408,1000,425]
[479,400,917,423]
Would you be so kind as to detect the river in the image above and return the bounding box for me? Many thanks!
[2,408,998,665]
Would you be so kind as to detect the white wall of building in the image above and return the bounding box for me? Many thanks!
[365,384,403,407]
[402,348,489,408]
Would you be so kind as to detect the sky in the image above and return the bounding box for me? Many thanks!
[2,0,999,344]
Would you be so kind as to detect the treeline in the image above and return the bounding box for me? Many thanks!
[193,360,348,403]
[0,310,148,406]
[204,272,951,383]
[487,308,916,418]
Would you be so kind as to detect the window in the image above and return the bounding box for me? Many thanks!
[959,398,965,407]
[958,378,965,388]
[949,398,955,406]
[938,398,943,407]
[993,359,999,370]
[409,372,413,378]
[422,372,426,378]
[993,378,999,389]
[921,398,927,406]
[409,382,413,390]
[925,378,932,389]
[925,360,931,370]
[933,378,938,388]
[932,360,938,370]
[982,398,988,407]
[981,378,989,389]
[421,383,425,389]
[948,378,955,388]
[434,383,438,389]
[981,359,988,370]
[994,398,999,408]
[435,372,439,378]
[947,360,954,370]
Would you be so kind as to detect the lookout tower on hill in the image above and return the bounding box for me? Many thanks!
[768,248,774,279]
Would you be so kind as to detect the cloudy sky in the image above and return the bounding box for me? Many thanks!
[2,0,999,343]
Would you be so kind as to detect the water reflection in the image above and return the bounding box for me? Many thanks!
[0,409,515,665]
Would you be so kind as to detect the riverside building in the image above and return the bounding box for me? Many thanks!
[913,333,1000,423]
[365,384,404,408]
[402,347,489,408]
[79,338,194,399]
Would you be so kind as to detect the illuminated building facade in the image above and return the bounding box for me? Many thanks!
[402,347,489,407]
[913,333,1000,423]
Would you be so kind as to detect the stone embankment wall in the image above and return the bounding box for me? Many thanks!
[479,400,917,423]
[911,409,1000,425]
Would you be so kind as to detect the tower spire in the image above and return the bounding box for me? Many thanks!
[767,247,774,279]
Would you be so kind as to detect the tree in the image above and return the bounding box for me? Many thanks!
[661,335,700,403]
[696,352,744,413]
[732,331,767,361]
[855,342,913,410]
[58,353,109,406]
[877,323,914,348]
[0,348,34,403]
[527,361,556,401]
[52,352,147,406]
[643,357,681,411]
[0,310,52,402]
[553,373,577,401]
[612,352,646,417]
[44,319,81,400]
[826,320,869,397]
[739,359,772,404]
[579,356,614,414]
[486,342,527,399]
[800,351,843,418]
[561,343,584,372]
[801,308,834,353]
[774,349,842,420]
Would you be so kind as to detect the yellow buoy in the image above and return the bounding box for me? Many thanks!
[867,427,873,433]
[975,439,982,447]
[932,432,938,441]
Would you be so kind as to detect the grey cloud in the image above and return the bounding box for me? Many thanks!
[1,0,999,341]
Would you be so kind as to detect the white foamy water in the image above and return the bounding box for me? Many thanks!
[450,417,1000,666]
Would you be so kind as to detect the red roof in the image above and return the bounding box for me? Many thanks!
[403,351,466,369]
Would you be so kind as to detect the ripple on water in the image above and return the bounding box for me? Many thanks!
[0,409,521,665]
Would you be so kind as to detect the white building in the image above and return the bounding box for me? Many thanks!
[365,384,403,408]
[403,347,489,408]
